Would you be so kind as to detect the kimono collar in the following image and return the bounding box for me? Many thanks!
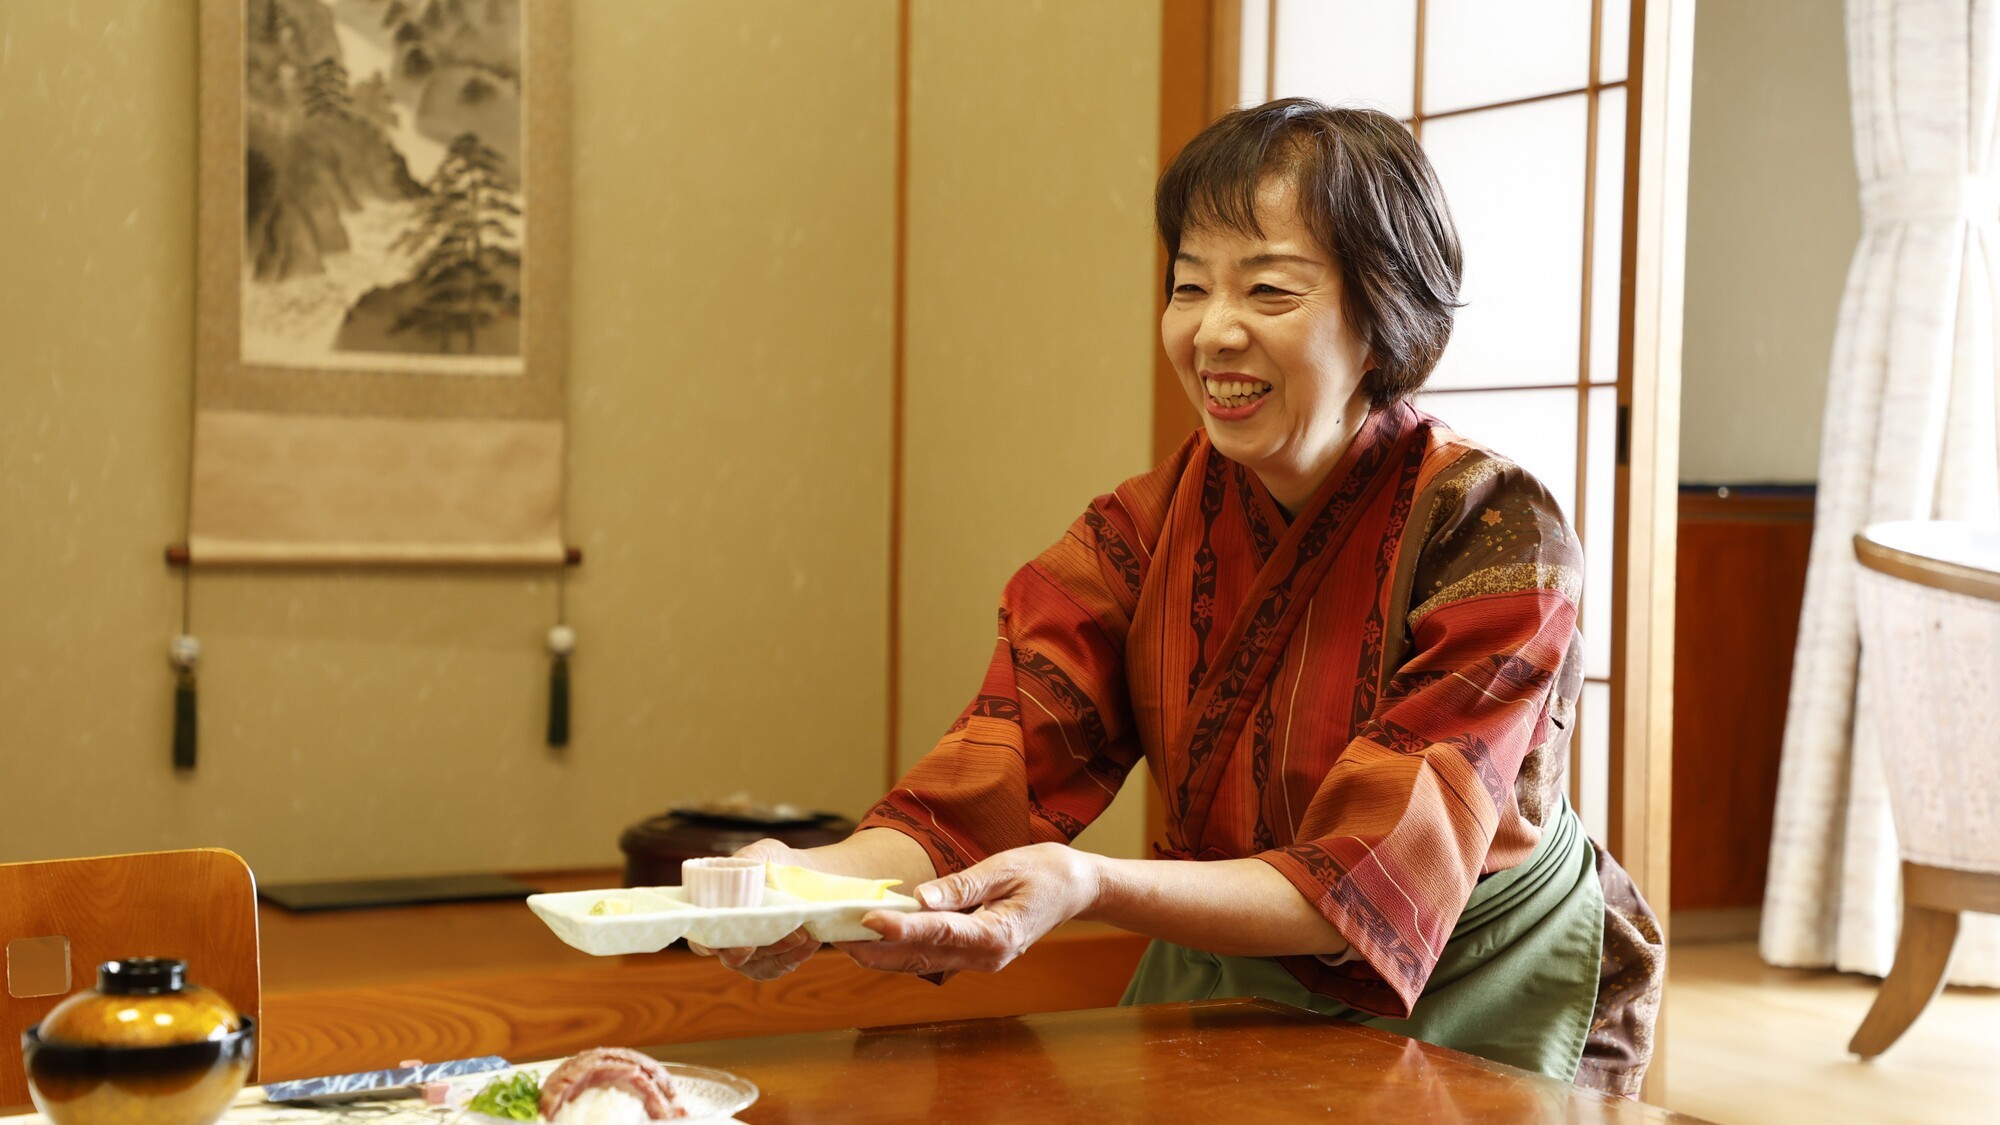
[1165,402,1424,854]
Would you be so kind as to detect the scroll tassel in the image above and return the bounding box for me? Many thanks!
[169,635,201,770]
[547,625,574,748]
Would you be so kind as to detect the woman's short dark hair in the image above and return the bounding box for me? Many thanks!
[1157,98,1463,408]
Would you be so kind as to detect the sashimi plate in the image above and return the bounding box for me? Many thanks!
[454,1061,757,1123]
[527,885,921,956]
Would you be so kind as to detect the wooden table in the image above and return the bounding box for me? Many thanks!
[662,999,1706,1123]
[256,869,1150,1082]
[4,1000,1704,1122]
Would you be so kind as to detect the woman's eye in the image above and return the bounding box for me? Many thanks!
[1173,284,1206,297]
[1251,284,1289,296]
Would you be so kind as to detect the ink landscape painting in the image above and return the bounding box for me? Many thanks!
[241,0,527,374]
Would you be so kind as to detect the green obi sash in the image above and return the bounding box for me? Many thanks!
[1120,797,1604,1082]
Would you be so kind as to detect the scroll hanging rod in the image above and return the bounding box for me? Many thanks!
[163,545,584,567]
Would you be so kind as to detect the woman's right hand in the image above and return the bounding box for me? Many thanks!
[686,837,822,981]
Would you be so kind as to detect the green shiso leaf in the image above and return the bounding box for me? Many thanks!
[467,1071,542,1120]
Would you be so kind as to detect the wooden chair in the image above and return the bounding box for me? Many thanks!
[1848,522,2000,1058]
[0,848,262,1107]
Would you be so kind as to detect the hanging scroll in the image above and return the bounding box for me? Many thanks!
[192,0,569,565]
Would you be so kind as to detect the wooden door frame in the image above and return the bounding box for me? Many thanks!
[1609,0,1688,939]
[1612,0,1691,1098]
[1154,0,1235,464]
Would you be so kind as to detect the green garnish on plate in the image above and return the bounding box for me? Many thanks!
[467,1071,542,1120]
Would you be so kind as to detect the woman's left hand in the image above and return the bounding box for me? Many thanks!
[838,842,1101,975]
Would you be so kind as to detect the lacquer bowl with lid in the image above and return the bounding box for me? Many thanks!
[22,958,255,1125]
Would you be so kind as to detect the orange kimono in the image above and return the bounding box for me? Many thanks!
[859,402,1660,1094]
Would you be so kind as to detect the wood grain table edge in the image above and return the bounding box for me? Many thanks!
[259,925,1150,1082]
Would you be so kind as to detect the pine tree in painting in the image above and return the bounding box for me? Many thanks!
[304,57,355,120]
[390,133,519,354]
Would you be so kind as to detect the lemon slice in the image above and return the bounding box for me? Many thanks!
[589,897,634,916]
[767,864,902,901]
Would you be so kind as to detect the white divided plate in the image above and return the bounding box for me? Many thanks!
[527,885,921,955]
[457,1061,758,1122]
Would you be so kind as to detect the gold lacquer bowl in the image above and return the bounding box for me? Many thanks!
[21,1019,255,1125]
[22,959,254,1125]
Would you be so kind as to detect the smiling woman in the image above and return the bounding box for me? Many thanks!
[694,99,1663,1099]
[1162,192,1375,513]
[1155,104,1459,515]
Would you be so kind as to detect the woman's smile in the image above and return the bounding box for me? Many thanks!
[1202,372,1275,418]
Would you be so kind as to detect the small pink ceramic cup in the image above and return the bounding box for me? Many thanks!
[681,857,766,908]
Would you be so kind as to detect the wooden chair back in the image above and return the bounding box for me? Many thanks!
[0,848,261,1107]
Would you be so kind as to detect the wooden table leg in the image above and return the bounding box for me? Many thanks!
[1848,898,1959,1059]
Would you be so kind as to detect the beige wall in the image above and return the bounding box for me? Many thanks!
[900,0,1162,857]
[0,0,899,881]
[1681,0,1858,484]
[0,0,1162,880]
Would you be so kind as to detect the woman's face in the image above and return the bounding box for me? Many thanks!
[1161,178,1374,512]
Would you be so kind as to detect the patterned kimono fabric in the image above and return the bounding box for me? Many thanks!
[859,402,1662,1096]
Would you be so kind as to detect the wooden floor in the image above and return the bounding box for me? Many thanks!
[1663,941,2000,1124]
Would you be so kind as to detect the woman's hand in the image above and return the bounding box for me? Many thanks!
[687,837,821,980]
[691,925,820,981]
[838,842,1101,975]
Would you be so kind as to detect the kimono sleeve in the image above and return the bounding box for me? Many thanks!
[1254,458,1583,1019]
[857,493,1151,877]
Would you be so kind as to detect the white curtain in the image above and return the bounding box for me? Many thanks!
[1762,0,2000,983]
